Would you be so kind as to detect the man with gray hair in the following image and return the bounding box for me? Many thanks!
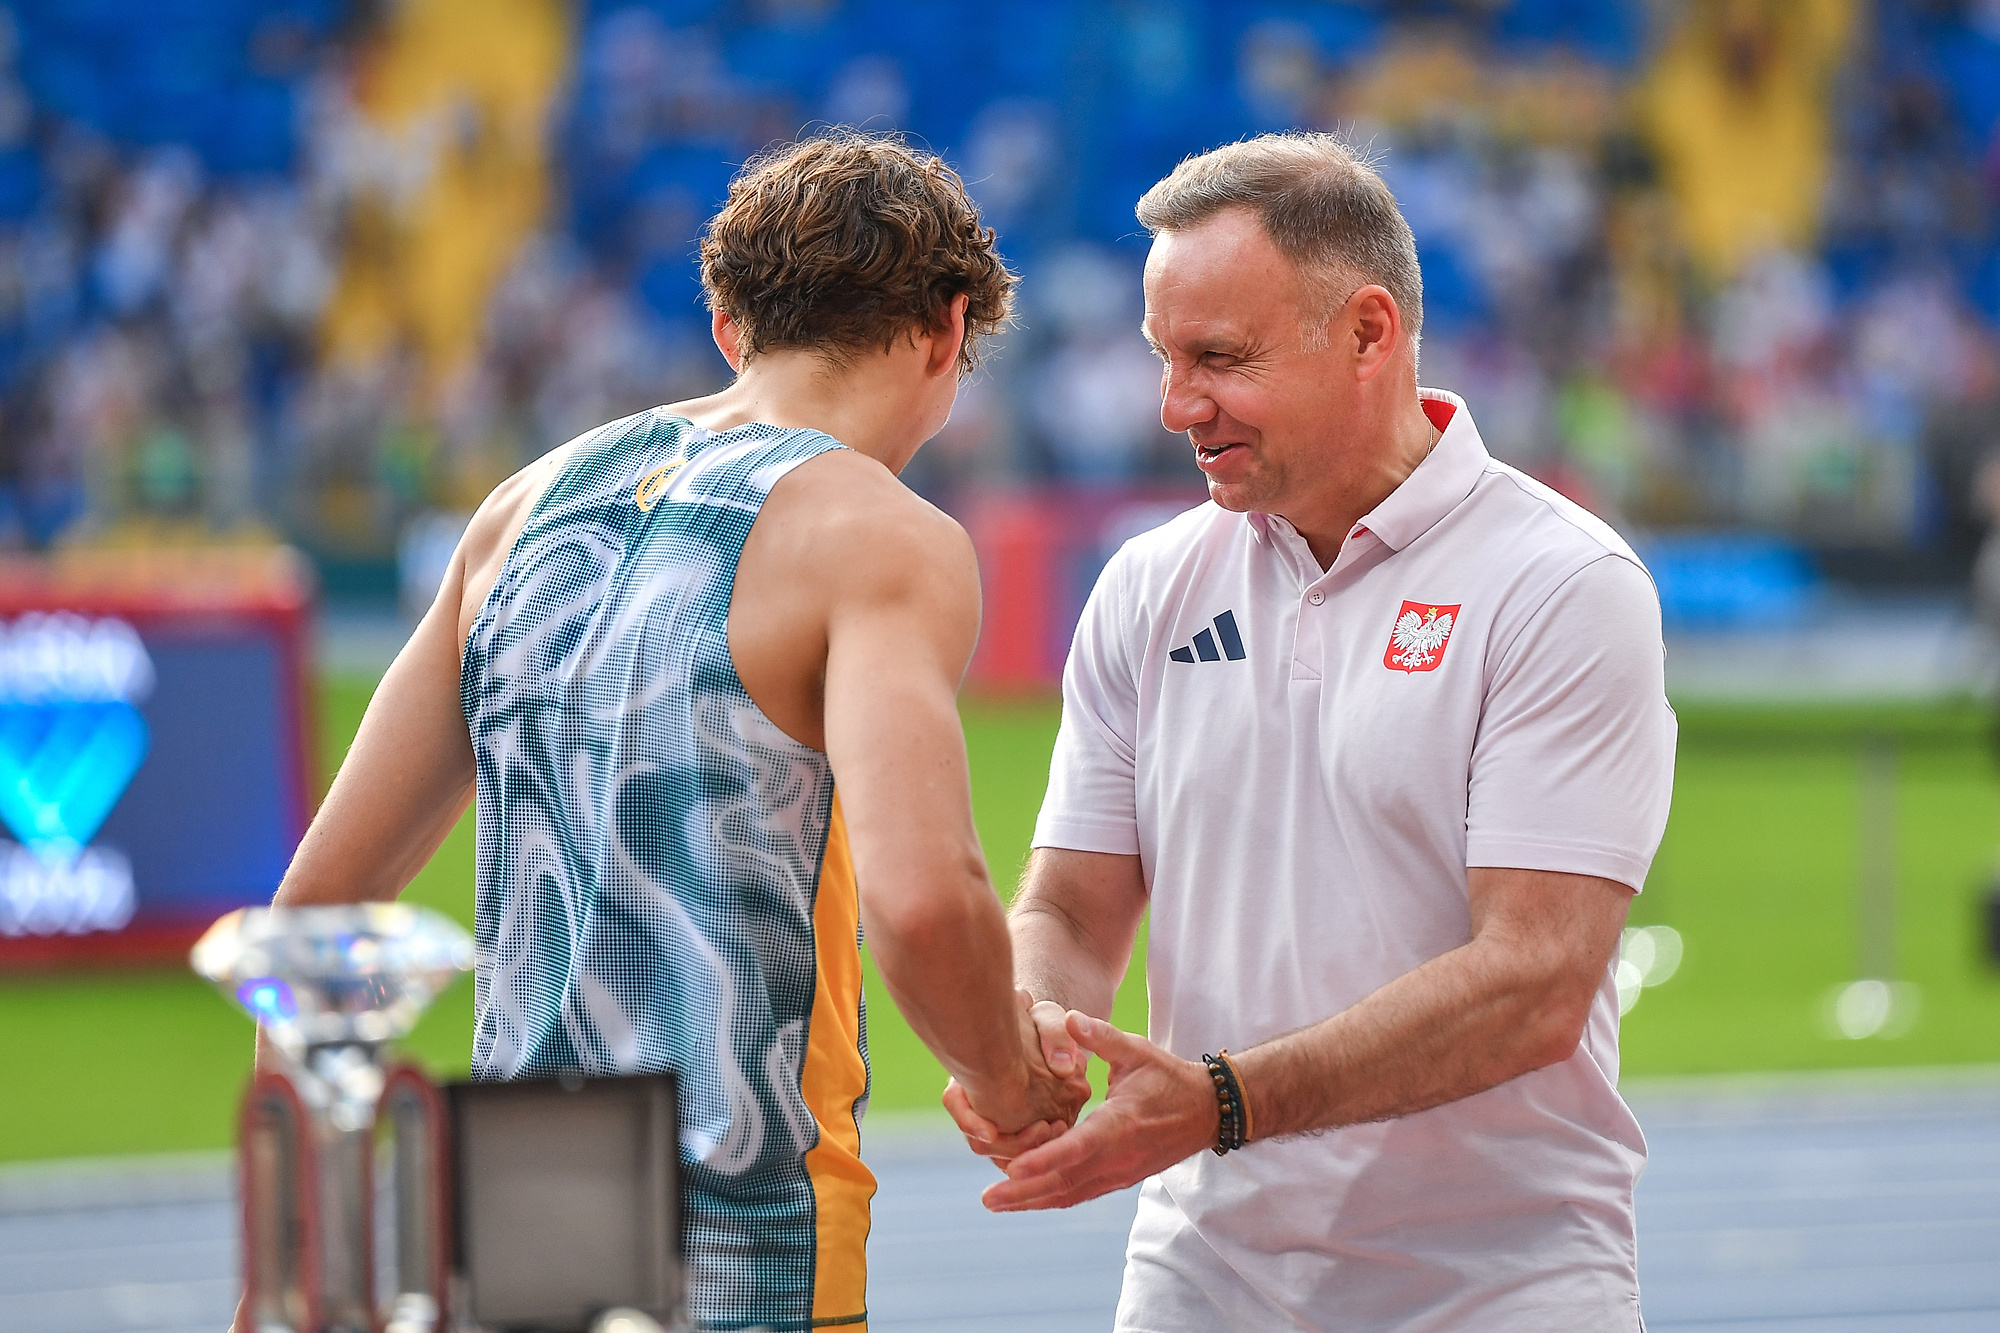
[945,133,1677,1328]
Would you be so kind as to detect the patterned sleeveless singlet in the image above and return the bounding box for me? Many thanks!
[461,408,873,1331]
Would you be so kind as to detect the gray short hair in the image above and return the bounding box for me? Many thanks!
[1135,132,1424,358]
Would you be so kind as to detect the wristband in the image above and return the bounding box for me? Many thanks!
[1219,1051,1254,1145]
[1202,1050,1251,1154]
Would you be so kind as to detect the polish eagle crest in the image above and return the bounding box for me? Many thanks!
[1383,601,1461,673]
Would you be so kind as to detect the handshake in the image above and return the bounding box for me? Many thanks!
[938,990,1226,1213]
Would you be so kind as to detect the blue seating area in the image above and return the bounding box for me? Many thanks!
[0,0,1992,597]
[1833,4,2000,320]
[10,0,343,180]
[561,0,1649,330]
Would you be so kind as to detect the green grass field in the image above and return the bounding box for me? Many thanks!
[2,684,1998,1163]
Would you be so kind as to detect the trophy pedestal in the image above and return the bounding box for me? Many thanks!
[196,906,465,1333]
[196,905,689,1333]
[237,1057,452,1333]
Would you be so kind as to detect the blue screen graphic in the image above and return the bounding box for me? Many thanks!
[0,700,150,859]
[98,633,299,919]
[0,611,305,945]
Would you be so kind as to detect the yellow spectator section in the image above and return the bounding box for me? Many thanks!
[1639,0,1854,281]
[320,0,569,388]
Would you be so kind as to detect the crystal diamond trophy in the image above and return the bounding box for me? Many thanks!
[193,903,473,1333]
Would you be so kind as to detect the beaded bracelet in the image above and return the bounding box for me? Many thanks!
[1218,1051,1254,1145]
[1202,1050,1251,1155]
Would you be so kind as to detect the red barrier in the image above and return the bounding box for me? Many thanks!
[960,487,1204,695]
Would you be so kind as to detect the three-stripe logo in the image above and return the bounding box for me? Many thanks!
[1170,610,1245,663]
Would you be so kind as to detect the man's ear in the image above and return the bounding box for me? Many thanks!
[1347,285,1403,384]
[923,293,970,379]
[713,308,747,373]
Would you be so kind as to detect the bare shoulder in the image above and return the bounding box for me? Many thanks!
[467,445,570,556]
[762,447,977,600]
[731,447,979,746]
[453,439,585,641]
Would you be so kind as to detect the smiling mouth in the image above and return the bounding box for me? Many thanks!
[1196,442,1244,463]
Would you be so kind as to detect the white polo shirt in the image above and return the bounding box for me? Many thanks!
[1033,389,1676,1332]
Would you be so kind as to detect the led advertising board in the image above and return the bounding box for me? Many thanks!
[0,548,315,967]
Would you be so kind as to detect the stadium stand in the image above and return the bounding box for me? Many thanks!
[0,0,1994,599]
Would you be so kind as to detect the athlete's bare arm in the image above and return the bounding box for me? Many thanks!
[735,449,1085,1135]
[267,444,574,911]
[229,455,569,1333]
[966,853,1629,1208]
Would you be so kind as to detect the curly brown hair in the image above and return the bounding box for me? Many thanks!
[699,130,1015,374]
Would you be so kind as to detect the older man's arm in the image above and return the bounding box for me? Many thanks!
[1009,848,1149,1025]
[1232,866,1629,1137]
[976,863,1629,1211]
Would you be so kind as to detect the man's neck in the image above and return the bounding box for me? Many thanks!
[1288,397,1439,569]
[675,349,925,472]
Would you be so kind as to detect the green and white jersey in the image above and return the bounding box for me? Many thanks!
[462,408,874,1330]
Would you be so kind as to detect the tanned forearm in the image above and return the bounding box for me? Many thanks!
[1009,848,1147,1018]
[977,869,1631,1212]
[831,660,1035,1109]
[1233,868,1628,1141]
[863,859,1030,1103]
[272,601,476,908]
[825,569,1046,1124]
[1010,904,1120,1017]
[1236,939,1580,1138]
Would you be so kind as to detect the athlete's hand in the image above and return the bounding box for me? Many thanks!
[943,991,1091,1162]
[981,1012,1217,1211]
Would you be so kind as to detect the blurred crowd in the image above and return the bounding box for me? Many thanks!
[1,0,1999,586]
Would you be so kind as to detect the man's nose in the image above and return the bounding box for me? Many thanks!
[1159,364,1215,434]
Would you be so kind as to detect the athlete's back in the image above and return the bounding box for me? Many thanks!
[461,411,865,1325]
[254,132,1084,1333]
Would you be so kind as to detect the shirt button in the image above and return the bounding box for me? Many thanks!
[1308,591,1325,605]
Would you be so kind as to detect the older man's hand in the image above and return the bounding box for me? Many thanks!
[980,1012,1219,1211]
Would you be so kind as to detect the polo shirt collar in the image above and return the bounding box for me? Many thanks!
[1246,387,1491,553]
[1360,388,1490,551]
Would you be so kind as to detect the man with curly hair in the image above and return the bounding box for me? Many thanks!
[253,132,1085,1331]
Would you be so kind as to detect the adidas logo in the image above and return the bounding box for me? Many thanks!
[1169,610,1245,663]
